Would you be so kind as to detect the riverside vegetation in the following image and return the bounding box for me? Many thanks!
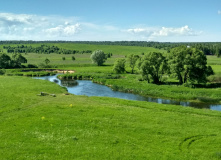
[0,42,221,159]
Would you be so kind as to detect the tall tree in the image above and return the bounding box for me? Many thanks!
[0,53,11,69]
[127,54,139,74]
[215,45,221,57]
[138,52,168,84]
[11,53,27,67]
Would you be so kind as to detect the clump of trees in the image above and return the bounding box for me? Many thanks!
[168,46,214,84]
[138,52,168,84]
[113,46,214,85]
[0,53,27,69]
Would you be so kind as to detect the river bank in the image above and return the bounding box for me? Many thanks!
[36,74,221,111]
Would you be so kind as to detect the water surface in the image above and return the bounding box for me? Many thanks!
[34,75,221,111]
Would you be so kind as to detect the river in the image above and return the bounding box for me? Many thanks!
[34,74,221,111]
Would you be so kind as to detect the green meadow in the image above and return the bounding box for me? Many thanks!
[0,43,162,67]
[0,43,221,159]
[0,76,221,160]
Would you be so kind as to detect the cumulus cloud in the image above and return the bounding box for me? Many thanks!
[126,25,200,40]
[0,12,80,40]
[0,12,202,41]
[45,23,81,37]
[0,13,33,25]
[152,25,198,37]
[127,27,158,37]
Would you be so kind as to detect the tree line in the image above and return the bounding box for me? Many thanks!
[1,41,221,57]
[75,41,221,57]
[2,45,92,54]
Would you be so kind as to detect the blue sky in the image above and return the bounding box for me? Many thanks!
[0,0,221,41]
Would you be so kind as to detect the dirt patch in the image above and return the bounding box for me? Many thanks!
[21,69,75,74]
[54,70,75,74]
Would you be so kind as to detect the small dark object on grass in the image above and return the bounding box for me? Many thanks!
[37,92,56,97]
[50,94,56,97]
[40,92,49,96]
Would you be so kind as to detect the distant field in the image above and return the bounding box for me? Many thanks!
[211,65,221,75]
[0,43,164,68]
[207,55,221,65]
[0,43,162,55]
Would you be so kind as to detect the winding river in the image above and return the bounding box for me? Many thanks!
[34,74,221,111]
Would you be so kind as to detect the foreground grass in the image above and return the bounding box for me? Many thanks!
[0,76,221,159]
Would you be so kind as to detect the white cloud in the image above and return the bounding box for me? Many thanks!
[0,12,203,41]
[0,13,33,25]
[45,23,81,37]
[152,25,198,37]
[126,25,200,40]
[218,10,221,14]
[127,27,158,37]
[0,12,80,40]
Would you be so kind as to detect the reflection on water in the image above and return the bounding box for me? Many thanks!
[61,80,78,87]
[34,75,221,111]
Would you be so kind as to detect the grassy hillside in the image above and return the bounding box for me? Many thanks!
[0,43,163,68]
[0,76,221,160]
[1,43,221,159]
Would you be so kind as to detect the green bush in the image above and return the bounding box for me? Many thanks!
[0,69,6,75]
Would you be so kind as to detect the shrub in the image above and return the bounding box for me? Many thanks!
[113,59,126,73]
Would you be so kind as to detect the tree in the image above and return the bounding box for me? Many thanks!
[168,46,213,84]
[113,59,126,73]
[72,56,75,61]
[0,53,11,69]
[127,54,139,74]
[45,58,50,65]
[90,50,107,66]
[215,45,221,57]
[62,57,66,61]
[11,53,27,67]
[138,52,168,84]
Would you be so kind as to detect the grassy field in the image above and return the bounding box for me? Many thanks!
[0,76,221,160]
[1,43,221,102]
[0,43,164,68]
[207,55,221,65]
[1,43,221,159]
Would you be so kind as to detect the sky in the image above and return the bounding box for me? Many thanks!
[0,0,221,42]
